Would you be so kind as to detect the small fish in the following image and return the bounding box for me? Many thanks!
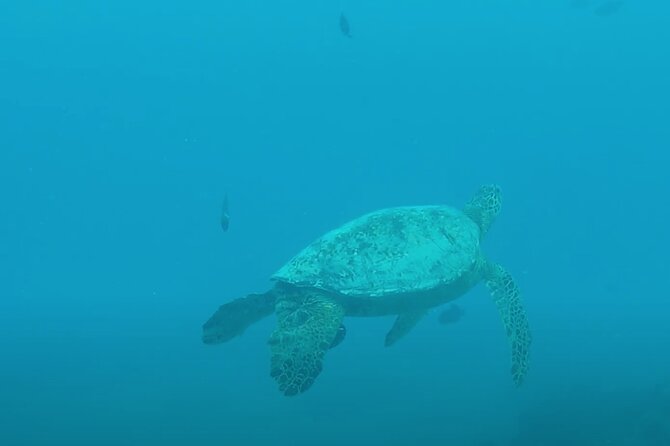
[594,0,623,16]
[339,13,352,38]
[220,193,230,232]
[438,304,464,325]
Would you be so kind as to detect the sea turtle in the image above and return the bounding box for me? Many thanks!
[203,185,531,396]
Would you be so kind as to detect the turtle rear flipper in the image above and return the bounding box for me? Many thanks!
[269,289,344,396]
[484,262,531,386]
[202,291,276,344]
[385,310,427,346]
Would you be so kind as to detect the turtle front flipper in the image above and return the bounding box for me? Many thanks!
[484,262,532,386]
[269,288,344,396]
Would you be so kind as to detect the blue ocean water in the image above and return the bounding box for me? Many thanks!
[1,0,669,445]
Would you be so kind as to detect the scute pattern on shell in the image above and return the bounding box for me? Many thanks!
[273,205,481,297]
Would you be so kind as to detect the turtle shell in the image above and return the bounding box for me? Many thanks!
[272,205,481,297]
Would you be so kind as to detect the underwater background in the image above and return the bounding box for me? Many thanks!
[1,0,669,445]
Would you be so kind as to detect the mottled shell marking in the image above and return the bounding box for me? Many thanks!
[272,206,481,297]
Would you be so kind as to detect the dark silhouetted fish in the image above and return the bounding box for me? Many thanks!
[438,304,464,325]
[594,1,623,16]
[339,13,352,38]
[220,193,230,231]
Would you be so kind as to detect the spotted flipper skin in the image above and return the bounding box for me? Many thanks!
[269,288,344,396]
[485,262,531,386]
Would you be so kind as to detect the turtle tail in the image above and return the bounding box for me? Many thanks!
[202,290,276,345]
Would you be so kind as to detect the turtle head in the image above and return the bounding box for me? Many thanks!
[202,304,245,344]
[202,292,276,345]
[462,184,502,237]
